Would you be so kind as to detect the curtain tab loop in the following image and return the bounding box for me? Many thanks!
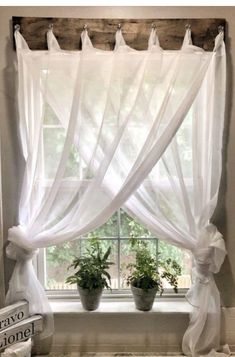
[148,26,160,50]
[81,27,93,50]
[47,25,61,51]
[214,31,224,52]
[14,30,30,51]
[114,25,126,51]
[182,24,193,49]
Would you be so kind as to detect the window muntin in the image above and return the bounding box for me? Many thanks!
[41,209,192,292]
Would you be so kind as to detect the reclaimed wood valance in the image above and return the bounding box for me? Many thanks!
[12,17,226,51]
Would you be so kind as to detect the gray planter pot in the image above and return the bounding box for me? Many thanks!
[131,285,158,311]
[77,285,103,311]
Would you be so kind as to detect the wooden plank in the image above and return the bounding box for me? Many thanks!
[0,301,29,332]
[12,17,226,51]
[0,315,43,351]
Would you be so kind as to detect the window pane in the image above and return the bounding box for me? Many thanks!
[45,238,118,290]
[45,240,81,290]
[120,210,153,238]
[44,103,61,125]
[176,111,193,178]
[44,214,192,292]
[159,240,192,289]
[120,239,157,289]
[81,239,119,290]
[64,143,81,178]
[84,212,118,238]
[43,127,66,179]
[43,128,82,179]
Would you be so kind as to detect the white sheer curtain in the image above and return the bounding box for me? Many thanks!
[6,26,226,356]
[124,29,227,356]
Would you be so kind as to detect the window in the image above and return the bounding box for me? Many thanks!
[37,103,192,295]
[38,212,192,293]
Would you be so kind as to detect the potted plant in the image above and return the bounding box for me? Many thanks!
[127,237,182,311]
[66,238,114,311]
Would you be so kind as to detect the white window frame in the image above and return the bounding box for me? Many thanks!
[35,208,191,299]
[36,108,192,299]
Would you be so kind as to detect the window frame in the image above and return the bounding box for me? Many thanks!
[35,208,191,299]
[38,106,192,299]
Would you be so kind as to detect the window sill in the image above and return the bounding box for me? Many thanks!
[50,298,192,314]
[50,298,192,353]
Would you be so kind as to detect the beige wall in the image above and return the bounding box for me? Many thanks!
[1,6,235,307]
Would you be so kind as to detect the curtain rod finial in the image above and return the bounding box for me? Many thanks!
[218,25,224,33]
[14,24,20,31]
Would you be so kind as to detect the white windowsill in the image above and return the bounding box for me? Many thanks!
[50,298,193,314]
[50,299,193,353]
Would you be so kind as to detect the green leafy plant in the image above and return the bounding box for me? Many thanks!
[126,237,182,293]
[66,238,114,290]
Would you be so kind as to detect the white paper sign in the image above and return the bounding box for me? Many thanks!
[0,302,29,332]
[0,316,43,351]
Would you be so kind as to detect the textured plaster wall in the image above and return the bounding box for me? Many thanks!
[0,6,235,309]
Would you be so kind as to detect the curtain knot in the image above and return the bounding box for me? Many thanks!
[186,224,226,307]
[7,225,38,261]
[6,242,38,261]
[193,224,226,274]
[194,264,212,285]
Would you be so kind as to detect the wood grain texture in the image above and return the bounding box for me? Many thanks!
[0,315,43,351]
[12,17,226,51]
[0,301,29,332]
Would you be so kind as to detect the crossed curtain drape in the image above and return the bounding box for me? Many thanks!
[6,25,226,356]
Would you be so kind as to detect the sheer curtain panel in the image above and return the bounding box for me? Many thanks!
[7,25,226,356]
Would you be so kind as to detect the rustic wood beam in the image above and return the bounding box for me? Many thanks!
[12,17,226,51]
